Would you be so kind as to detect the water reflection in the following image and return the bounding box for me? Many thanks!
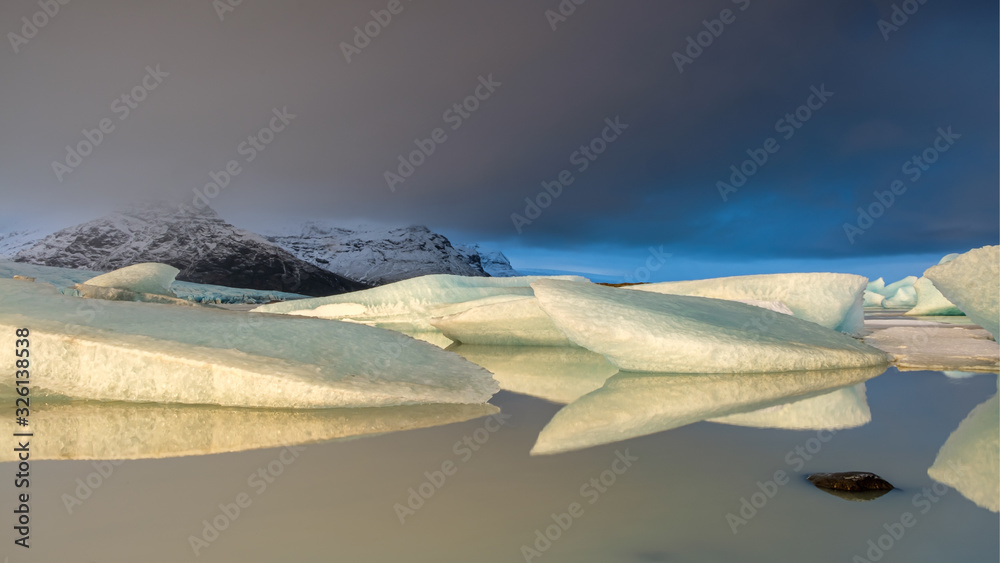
[448,344,619,404]
[709,383,871,430]
[928,374,999,512]
[532,365,887,455]
[0,400,498,461]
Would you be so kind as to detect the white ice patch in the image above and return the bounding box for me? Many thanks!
[532,280,891,374]
[430,296,575,347]
[0,279,497,408]
[531,365,885,455]
[84,262,179,296]
[624,272,867,336]
[925,246,1000,339]
[928,389,999,512]
[254,274,587,331]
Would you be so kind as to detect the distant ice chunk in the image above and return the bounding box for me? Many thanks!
[876,276,918,298]
[883,285,917,309]
[533,280,891,374]
[624,273,867,336]
[254,274,588,332]
[925,246,1000,339]
[864,291,886,308]
[0,401,498,460]
[83,262,179,296]
[906,277,963,316]
[531,365,885,454]
[709,384,871,430]
[928,390,999,512]
[0,279,497,408]
[867,277,886,294]
[430,296,575,347]
[449,345,618,404]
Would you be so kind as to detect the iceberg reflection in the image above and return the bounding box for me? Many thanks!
[532,365,887,455]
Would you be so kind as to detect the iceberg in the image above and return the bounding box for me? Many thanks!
[623,273,867,336]
[863,290,886,308]
[532,280,891,374]
[883,285,917,309]
[83,262,179,296]
[449,345,619,404]
[0,279,497,408]
[906,277,963,316]
[0,400,498,461]
[867,277,886,294]
[876,276,918,297]
[925,246,1000,339]
[531,365,886,454]
[430,296,575,347]
[709,384,871,430]
[928,390,999,512]
[254,274,587,332]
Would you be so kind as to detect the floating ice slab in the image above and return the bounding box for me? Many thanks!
[0,401,498,461]
[254,274,588,332]
[84,262,179,296]
[928,390,999,512]
[624,273,867,335]
[531,365,885,454]
[449,345,619,404]
[72,283,201,306]
[709,384,871,430]
[906,277,963,316]
[883,285,917,309]
[864,323,999,372]
[925,246,1000,339]
[430,296,575,347]
[533,280,890,374]
[0,279,497,408]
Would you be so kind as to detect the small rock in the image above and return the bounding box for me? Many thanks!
[808,472,894,492]
[12,276,35,282]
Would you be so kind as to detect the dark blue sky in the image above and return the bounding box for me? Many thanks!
[1,0,996,281]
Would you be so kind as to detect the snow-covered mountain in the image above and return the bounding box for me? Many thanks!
[0,229,48,258]
[455,244,521,277]
[264,223,493,285]
[12,203,366,296]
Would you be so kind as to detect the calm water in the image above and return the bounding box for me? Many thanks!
[2,365,997,562]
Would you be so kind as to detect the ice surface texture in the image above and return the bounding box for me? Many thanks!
[430,296,575,347]
[83,262,179,296]
[623,273,866,336]
[531,365,885,454]
[254,274,587,331]
[0,280,497,408]
[928,390,999,512]
[532,280,890,374]
[925,246,1000,339]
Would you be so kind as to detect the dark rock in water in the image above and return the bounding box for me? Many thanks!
[808,472,894,501]
[808,472,894,492]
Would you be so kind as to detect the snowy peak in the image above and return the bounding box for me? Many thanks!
[13,203,366,297]
[456,244,521,277]
[265,223,492,285]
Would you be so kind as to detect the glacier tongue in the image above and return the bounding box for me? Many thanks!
[925,246,1000,339]
[531,365,886,455]
[532,280,891,374]
[623,273,867,336]
[0,279,497,408]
